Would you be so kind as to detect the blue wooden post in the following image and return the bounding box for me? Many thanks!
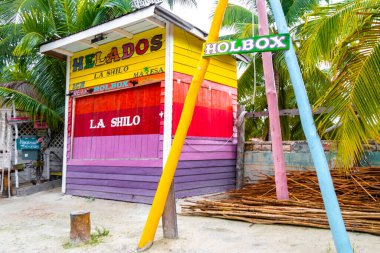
[268,0,353,252]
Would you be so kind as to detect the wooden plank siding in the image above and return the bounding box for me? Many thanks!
[64,27,238,203]
[169,72,238,197]
[173,26,237,88]
[66,27,167,202]
[66,81,164,201]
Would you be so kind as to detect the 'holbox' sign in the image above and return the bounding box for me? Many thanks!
[203,34,290,57]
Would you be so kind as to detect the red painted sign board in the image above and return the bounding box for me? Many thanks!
[74,83,161,137]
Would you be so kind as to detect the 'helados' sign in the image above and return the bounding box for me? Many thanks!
[203,34,290,57]
[72,34,163,72]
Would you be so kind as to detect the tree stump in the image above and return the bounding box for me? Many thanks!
[2,171,12,198]
[70,211,91,244]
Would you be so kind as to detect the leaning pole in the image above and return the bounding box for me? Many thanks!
[137,0,228,250]
[268,0,353,252]
[256,0,288,200]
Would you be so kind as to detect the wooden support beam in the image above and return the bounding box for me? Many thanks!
[52,48,73,57]
[268,0,352,251]
[137,1,228,250]
[145,17,165,28]
[245,107,331,118]
[257,0,288,200]
[162,183,178,239]
[161,22,178,241]
[78,40,99,49]
[236,105,245,189]
[112,28,133,39]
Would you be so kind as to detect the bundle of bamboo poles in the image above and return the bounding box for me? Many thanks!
[181,167,380,235]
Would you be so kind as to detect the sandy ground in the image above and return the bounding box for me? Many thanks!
[0,189,379,253]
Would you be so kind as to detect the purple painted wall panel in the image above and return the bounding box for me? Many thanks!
[67,189,153,204]
[68,166,162,175]
[160,144,237,152]
[66,135,236,202]
[176,185,236,198]
[67,184,156,197]
[67,171,160,182]
[174,178,235,191]
[67,159,162,167]
[72,134,160,159]
[73,137,90,159]
[67,178,158,189]
[175,166,235,176]
[174,172,235,183]
[171,136,237,197]
[176,159,236,168]
[66,165,159,203]
[176,152,237,160]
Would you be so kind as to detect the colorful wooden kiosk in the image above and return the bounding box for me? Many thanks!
[40,5,240,203]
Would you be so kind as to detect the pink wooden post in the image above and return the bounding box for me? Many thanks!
[256,0,289,199]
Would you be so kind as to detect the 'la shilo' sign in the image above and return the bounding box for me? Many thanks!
[203,34,290,57]
[90,115,141,129]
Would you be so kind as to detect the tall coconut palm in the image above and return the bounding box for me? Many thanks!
[299,0,380,168]
[0,0,197,128]
[219,0,330,140]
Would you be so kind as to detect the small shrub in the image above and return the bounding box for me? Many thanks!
[62,227,110,249]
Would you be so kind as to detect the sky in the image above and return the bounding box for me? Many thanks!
[161,0,342,32]
[163,1,219,31]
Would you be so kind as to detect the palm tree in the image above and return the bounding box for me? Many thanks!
[299,0,380,168]
[220,0,330,140]
[0,0,197,128]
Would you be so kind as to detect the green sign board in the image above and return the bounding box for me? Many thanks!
[203,33,290,57]
[16,138,41,150]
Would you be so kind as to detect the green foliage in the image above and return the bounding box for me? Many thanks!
[222,1,327,141]
[226,0,380,170]
[0,0,195,128]
[90,227,110,245]
[62,227,110,249]
[299,0,380,169]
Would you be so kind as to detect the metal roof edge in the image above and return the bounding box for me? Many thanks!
[153,5,207,40]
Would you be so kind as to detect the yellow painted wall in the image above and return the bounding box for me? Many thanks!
[69,28,166,90]
[173,26,237,88]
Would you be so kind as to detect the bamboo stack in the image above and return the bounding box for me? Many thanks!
[181,167,380,235]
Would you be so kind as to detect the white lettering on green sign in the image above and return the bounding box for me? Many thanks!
[203,34,290,57]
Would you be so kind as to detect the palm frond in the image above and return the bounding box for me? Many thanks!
[285,0,320,25]
[310,1,380,169]
[298,0,377,67]
[165,0,196,9]
[221,3,256,30]
[0,87,63,128]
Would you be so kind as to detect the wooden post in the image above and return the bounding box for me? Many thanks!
[268,1,353,252]
[1,169,12,198]
[257,0,289,200]
[70,211,91,244]
[161,22,178,240]
[137,1,228,249]
[162,183,178,239]
[236,105,245,189]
